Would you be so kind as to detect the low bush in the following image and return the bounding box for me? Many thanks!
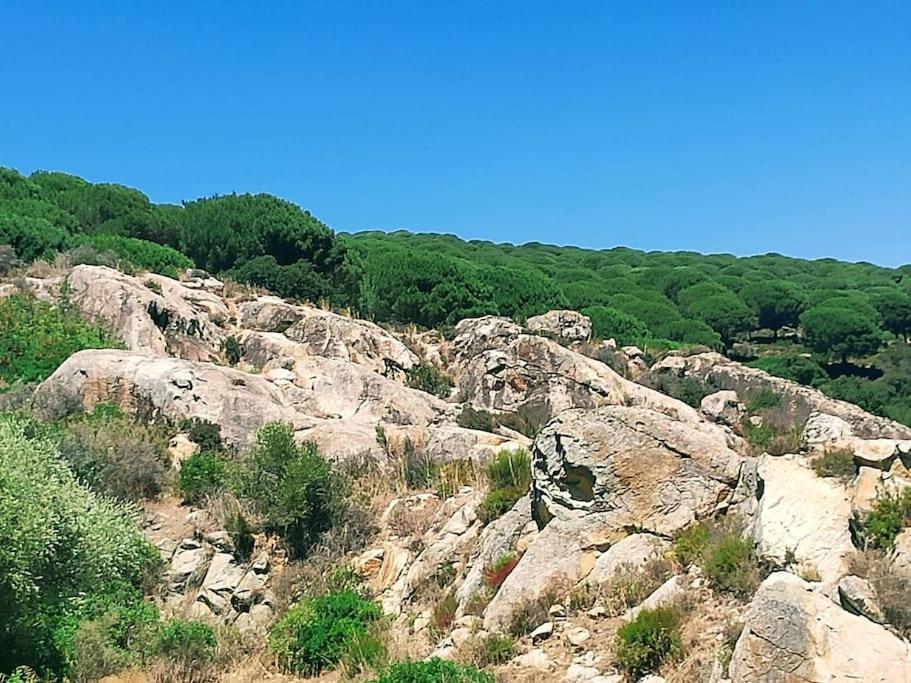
[740,418,803,456]
[369,658,494,683]
[0,415,160,676]
[342,625,388,675]
[508,591,562,638]
[615,605,683,679]
[222,335,243,365]
[178,451,228,504]
[462,633,515,667]
[433,459,480,498]
[0,293,122,387]
[482,552,520,590]
[478,449,531,525]
[239,422,344,558]
[268,590,381,675]
[863,488,911,549]
[407,362,453,398]
[745,388,780,412]
[849,550,911,638]
[811,448,856,480]
[155,620,217,665]
[59,406,172,501]
[674,519,760,598]
[180,418,225,452]
[748,355,828,388]
[71,234,193,278]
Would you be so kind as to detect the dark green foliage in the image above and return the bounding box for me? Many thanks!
[0,293,122,387]
[864,488,911,549]
[745,388,780,412]
[369,658,494,683]
[180,417,224,452]
[155,620,217,664]
[739,280,806,330]
[674,520,760,598]
[466,633,515,666]
[821,376,895,416]
[223,335,243,365]
[478,449,531,524]
[686,293,758,347]
[226,255,338,303]
[178,451,228,504]
[748,355,828,387]
[582,305,650,344]
[407,362,453,398]
[869,288,911,340]
[268,590,381,675]
[811,449,856,480]
[615,606,683,679]
[800,305,883,362]
[240,423,342,558]
[70,234,193,277]
[0,211,69,261]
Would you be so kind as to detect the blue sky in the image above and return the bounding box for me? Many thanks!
[1,2,909,265]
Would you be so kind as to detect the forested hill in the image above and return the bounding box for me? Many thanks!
[2,166,911,424]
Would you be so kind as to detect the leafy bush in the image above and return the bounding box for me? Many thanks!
[748,355,828,387]
[268,590,381,675]
[59,407,172,501]
[223,335,243,365]
[407,362,453,398]
[71,234,193,277]
[0,414,160,675]
[178,450,228,504]
[155,620,217,664]
[674,520,760,598]
[478,448,531,525]
[864,488,911,549]
[483,552,520,590]
[369,658,494,683]
[239,422,342,558]
[811,449,856,480]
[615,606,683,679]
[745,388,780,412]
[0,293,122,387]
[180,417,225,452]
[571,558,673,617]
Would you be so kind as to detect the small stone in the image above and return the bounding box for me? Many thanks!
[566,626,591,648]
[450,627,472,647]
[513,648,554,670]
[412,617,430,633]
[548,603,567,619]
[530,621,554,643]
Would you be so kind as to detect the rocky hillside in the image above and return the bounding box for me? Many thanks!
[4,264,911,682]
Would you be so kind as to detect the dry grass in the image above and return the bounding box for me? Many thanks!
[570,557,674,617]
[848,550,911,638]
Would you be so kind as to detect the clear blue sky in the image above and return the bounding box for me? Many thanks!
[2,2,909,265]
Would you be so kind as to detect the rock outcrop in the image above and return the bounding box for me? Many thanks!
[525,309,592,343]
[730,572,911,682]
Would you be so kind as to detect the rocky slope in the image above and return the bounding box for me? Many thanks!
[15,265,911,681]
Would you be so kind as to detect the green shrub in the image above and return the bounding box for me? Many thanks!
[155,620,217,664]
[673,523,710,567]
[748,355,828,387]
[180,417,225,452]
[342,625,388,675]
[745,388,780,412]
[178,451,228,504]
[269,590,381,675]
[407,362,453,398]
[478,448,531,524]
[0,415,160,675]
[71,234,193,277]
[239,422,343,558]
[464,633,515,667]
[369,658,494,683]
[0,293,122,387]
[674,519,760,598]
[59,409,172,501]
[811,449,856,480]
[864,488,911,549]
[615,606,683,679]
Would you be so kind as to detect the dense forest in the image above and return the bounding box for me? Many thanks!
[2,166,910,425]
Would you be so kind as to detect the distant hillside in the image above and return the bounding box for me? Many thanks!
[2,166,910,424]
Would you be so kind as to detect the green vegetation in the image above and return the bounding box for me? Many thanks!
[269,589,381,675]
[478,448,531,524]
[177,450,228,503]
[155,619,217,665]
[463,633,515,667]
[482,552,520,589]
[863,488,911,549]
[811,449,857,481]
[614,605,683,679]
[0,414,160,676]
[406,362,453,397]
[239,422,343,558]
[369,658,494,683]
[71,234,192,277]
[0,293,122,387]
[674,520,760,598]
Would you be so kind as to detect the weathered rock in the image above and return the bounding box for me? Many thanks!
[701,390,745,428]
[893,528,911,579]
[586,533,671,587]
[854,439,907,470]
[32,350,315,448]
[532,406,743,538]
[838,575,885,624]
[648,352,911,440]
[748,455,853,584]
[529,621,554,643]
[566,626,591,648]
[236,296,303,332]
[513,648,555,670]
[526,309,592,343]
[730,572,911,682]
[622,575,685,622]
[804,412,855,447]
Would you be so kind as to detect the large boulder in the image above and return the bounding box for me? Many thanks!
[26,265,227,361]
[525,310,592,343]
[531,406,744,537]
[747,455,854,584]
[647,352,911,440]
[729,572,911,682]
[32,349,315,448]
